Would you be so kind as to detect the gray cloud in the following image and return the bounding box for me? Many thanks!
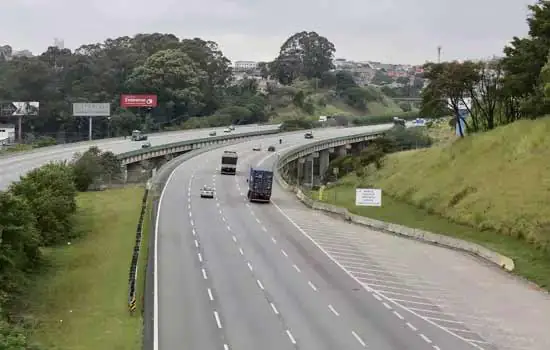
[1,0,534,64]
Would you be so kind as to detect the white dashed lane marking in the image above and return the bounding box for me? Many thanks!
[328,304,340,316]
[351,331,366,347]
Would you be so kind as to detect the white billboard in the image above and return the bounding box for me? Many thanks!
[73,103,111,117]
[355,188,382,207]
[13,101,39,116]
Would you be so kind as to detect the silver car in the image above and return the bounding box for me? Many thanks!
[200,186,215,198]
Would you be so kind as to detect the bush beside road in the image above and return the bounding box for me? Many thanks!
[312,118,550,289]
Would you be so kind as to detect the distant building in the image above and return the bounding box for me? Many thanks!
[0,124,16,145]
[234,61,258,71]
[12,50,33,58]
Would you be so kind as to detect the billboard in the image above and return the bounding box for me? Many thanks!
[120,94,157,108]
[0,101,39,116]
[73,103,111,117]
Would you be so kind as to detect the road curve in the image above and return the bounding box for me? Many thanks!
[155,126,483,350]
[0,124,277,190]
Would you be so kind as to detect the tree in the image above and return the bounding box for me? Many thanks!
[271,31,335,85]
[126,49,208,118]
[421,61,480,135]
[9,162,77,246]
[257,62,270,79]
[371,70,393,85]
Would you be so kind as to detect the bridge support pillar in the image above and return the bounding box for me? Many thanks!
[319,149,330,181]
[336,145,347,157]
[121,165,128,183]
[297,158,305,186]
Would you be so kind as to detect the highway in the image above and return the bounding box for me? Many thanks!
[0,124,277,190]
[155,126,485,350]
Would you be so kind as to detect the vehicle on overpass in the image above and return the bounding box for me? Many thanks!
[131,130,148,141]
[304,131,314,139]
[221,150,238,175]
[229,125,236,131]
[141,141,151,149]
[224,127,231,133]
[200,185,215,198]
[209,131,217,136]
[393,117,406,127]
[252,145,261,151]
[246,167,273,202]
[268,145,275,152]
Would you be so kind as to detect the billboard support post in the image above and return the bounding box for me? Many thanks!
[72,103,111,141]
[17,115,22,142]
[88,116,93,141]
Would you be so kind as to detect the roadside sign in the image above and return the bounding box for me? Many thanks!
[72,103,111,117]
[12,102,39,116]
[0,101,39,116]
[120,94,157,108]
[0,102,17,117]
[355,188,382,206]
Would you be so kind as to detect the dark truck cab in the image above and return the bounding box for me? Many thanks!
[247,167,273,202]
[221,151,238,175]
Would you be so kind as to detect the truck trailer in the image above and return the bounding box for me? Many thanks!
[247,167,273,202]
[221,151,238,175]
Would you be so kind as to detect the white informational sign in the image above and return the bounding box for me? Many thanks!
[72,103,111,117]
[355,188,382,207]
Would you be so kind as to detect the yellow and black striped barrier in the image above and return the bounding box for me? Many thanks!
[129,296,137,313]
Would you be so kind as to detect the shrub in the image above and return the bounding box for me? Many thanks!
[9,162,77,246]
[72,147,122,191]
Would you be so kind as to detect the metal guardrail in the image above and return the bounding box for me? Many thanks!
[128,186,149,314]
[277,129,388,170]
[117,128,281,161]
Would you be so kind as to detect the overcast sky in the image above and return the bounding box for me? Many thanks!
[2,0,535,64]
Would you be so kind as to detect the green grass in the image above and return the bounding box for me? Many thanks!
[0,143,34,155]
[26,186,145,350]
[314,184,550,289]
[313,117,550,289]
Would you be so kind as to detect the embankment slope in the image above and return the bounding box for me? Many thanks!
[362,117,550,249]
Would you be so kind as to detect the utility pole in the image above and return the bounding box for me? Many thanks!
[437,46,442,63]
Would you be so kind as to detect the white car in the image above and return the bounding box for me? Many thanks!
[252,145,261,151]
[224,128,231,133]
[200,186,215,198]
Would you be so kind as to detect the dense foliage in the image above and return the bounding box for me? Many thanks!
[420,0,550,134]
[0,147,120,348]
[0,34,246,142]
[323,127,432,182]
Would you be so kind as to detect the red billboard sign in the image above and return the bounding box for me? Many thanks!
[120,94,157,108]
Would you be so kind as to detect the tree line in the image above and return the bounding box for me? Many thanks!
[0,30,360,144]
[420,0,550,133]
[0,147,119,348]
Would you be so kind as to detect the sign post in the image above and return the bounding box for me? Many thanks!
[72,103,111,141]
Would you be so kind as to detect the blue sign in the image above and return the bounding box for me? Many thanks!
[455,110,468,136]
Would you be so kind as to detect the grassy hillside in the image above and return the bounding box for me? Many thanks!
[363,118,550,247]
[269,80,402,122]
[317,118,550,287]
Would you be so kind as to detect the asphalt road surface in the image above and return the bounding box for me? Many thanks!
[155,127,498,350]
[0,124,278,190]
